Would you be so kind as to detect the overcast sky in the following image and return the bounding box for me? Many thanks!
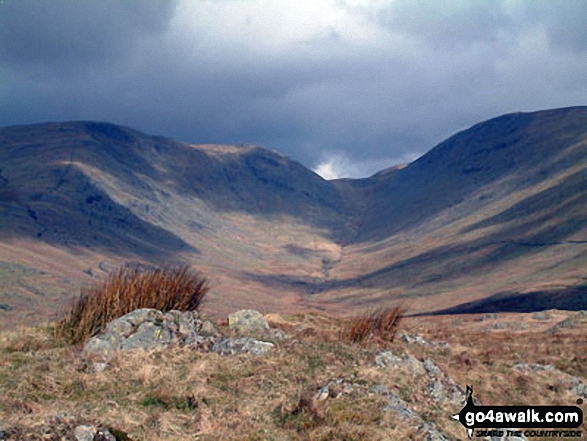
[1,0,586,178]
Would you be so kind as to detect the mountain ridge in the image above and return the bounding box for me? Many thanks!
[1,107,586,327]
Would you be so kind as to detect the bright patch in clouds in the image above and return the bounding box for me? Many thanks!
[314,151,422,180]
[1,0,587,179]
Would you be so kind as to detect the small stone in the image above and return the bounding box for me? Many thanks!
[228,309,270,336]
[74,425,97,441]
[449,384,467,404]
[428,380,445,402]
[198,320,220,337]
[513,363,555,372]
[532,311,551,321]
[92,362,108,373]
[375,351,426,374]
[480,313,498,321]
[95,428,117,441]
[267,327,290,341]
[212,337,274,356]
[314,386,329,402]
[570,378,587,399]
[423,359,442,376]
[371,384,389,396]
[399,331,430,346]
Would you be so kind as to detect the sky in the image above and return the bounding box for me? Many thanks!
[1,0,586,179]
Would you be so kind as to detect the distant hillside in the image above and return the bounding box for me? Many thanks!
[0,107,586,326]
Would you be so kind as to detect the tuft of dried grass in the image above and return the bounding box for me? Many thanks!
[55,266,208,344]
[339,306,403,344]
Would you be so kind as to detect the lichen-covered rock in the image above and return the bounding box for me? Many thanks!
[228,309,270,336]
[105,317,134,337]
[375,351,465,405]
[83,335,118,358]
[375,351,426,374]
[198,319,220,337]
[74,425,116,441]
[513,363,555,372]
[121,321,174,350]
[212,337,274,356]
[83,308,221,363]
[121,308,163,326]
[73,425,96,441]
[371,386,448,440]
[399,331,431,346]
[83,308,284,367]
[423,359,442,376]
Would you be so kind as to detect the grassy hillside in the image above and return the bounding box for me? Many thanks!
[0,107,586,327]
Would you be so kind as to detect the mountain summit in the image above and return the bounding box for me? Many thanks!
[1,107,586,326]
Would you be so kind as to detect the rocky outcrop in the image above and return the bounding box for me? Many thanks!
[83,308,220,360]
[83,308,281,367]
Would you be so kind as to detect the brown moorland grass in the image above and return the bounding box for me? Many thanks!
[55,266,208,344]
[339,305,403,344]
[0,312,585,439]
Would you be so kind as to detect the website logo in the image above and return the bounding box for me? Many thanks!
[452,386,583,439]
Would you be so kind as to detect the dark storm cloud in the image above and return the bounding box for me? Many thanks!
[1,0,586,178]
[0,0,177,67]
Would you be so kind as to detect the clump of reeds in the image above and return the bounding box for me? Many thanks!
[339,305,403,344]
[56,266,208,344]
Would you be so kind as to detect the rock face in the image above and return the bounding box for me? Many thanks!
[83,308,279,364]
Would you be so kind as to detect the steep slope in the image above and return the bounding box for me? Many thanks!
[0,107,586,326]
[0,121,351,325]
[318,107,587,312]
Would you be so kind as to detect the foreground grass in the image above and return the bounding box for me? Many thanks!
[56,266,209,344]
[1,312,586,440]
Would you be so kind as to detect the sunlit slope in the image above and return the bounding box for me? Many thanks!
[0,122,350,325]
[320,107,587,312]
[0,107,585,325]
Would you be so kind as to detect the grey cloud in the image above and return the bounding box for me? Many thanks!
[373,0,514,49]
[524,0,587,52]
[0,0,177,67]
[0,0,586,178]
